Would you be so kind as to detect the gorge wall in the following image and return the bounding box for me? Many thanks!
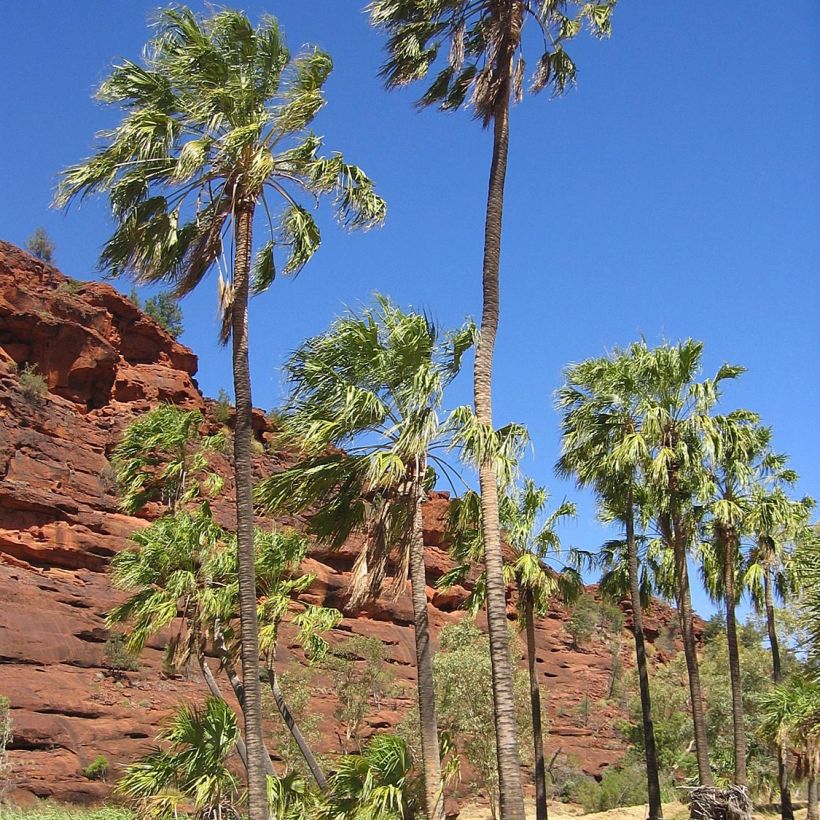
[0,241,688,806]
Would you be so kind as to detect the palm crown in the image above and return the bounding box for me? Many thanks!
[56,7,385,327]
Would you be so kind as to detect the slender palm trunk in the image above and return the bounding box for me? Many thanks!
[524,587,548,820]
[808,772,819,820]
[722,533,747,786]
[670,508,713,787]
[231,205,269,820]
[267,664,327,790]
[764,567,794,820]
[198,650,249,770]
[625,490,664,820]
[409,468,445,820]
[474,14,527,818]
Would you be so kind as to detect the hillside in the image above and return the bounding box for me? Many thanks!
[0,241,689,806]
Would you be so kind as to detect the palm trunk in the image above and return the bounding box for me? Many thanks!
[409,468,445,820]
[808,772,819,820]
[764,567,794,820]
[625,489,664,820]
[474,16,527,819]
[722,533,747,786]
[670,509,713,787]
[524,587,548,820]
[231,204,269,820]
[267,664,327,790]
[198,650,249,770]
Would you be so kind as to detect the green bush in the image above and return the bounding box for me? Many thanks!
[81,755,109,781]
[1,694,12,798]
[102,633,139,674]
[59,278,84,295]
[570,761,675,813]
[211,388,233,425]
[565,593,597,649]
[16,363,47,403]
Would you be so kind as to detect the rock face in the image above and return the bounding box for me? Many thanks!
[0,242,690,806]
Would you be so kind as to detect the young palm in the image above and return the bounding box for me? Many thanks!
[556,350,665,819]
[118,697,243,820]
[443,480,580,820]
[56,10,385,816]
[759,677,820,820]
[256,296,473,820]
[368,4,615,815]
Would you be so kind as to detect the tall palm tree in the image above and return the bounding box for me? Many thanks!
[556,350,665,820]
[699,413,774,789]
[56,10,385,817]
[368,5,615,815]
[745,488,810,820]
[256,297,473,820]
[443,480,580,820]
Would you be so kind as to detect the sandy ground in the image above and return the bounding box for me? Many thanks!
[457,802,808,819]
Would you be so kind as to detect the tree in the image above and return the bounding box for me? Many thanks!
[556,349,665,819]
[56,10,385,817]
[368,3,615,816]
[442,480,579,820]
[759,677,820,820]
[144,291,185,338]
[25,227,55,263]
[257,297,473,820]
[118,697,243,820]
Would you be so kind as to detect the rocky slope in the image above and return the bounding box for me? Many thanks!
[0,241,688,806]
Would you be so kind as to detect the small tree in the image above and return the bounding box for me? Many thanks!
[144,291,184,339]
[25,227,55,263]
[565,594,597,650]
[0,695,11,800]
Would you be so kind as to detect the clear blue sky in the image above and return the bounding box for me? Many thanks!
[2,1,818,616]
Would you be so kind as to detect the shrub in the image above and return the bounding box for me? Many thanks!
[26,228,55,263]
[103,633,139,674]
[143,292,183,339]
[570,760,676,813]
[82,755,109,781]
[212,388,233,425]
[59,278,84,295]
[16,363,47,402]
[565,593,597,649]
[0,694,12,798]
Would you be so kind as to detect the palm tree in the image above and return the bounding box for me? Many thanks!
[320,734,418,820]
[367,4,615,816]
[256,297,473,820]
[108,506,340,789]
[442,481,579,820]
[759,677,820,820]
[118,697,243,820]
[699,413,774,789]
[745,488,812,819]
[556,350,665,819]
[56,10,385,816]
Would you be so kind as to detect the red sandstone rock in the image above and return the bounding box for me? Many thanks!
[0,241,688,807]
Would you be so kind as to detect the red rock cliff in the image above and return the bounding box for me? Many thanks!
[0,241,686,805]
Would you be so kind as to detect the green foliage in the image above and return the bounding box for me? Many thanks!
[82,755,109,781]
[59,278,85,295]
[117,698,242,819]
[322,635,394,749]
[401,618,531,813]
[0,808,133,820]
[111,405,224,514]
[319,733,418,820]
[212,388,233,425]
[565,593,598,649]
[16,363,47,403]
[570,760,675,813]
[26,227,55,263]
[103,632,139,674]
[143,292,184,339]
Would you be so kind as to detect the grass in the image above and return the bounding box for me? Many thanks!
[0,808,132,820]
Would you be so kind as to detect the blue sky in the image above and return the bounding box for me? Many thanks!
[2,1,818,616]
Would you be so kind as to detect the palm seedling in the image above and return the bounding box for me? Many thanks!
[441,480,579,820]
[256,296,475,820]
[367,4,615,814]
[57,9,385,815]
